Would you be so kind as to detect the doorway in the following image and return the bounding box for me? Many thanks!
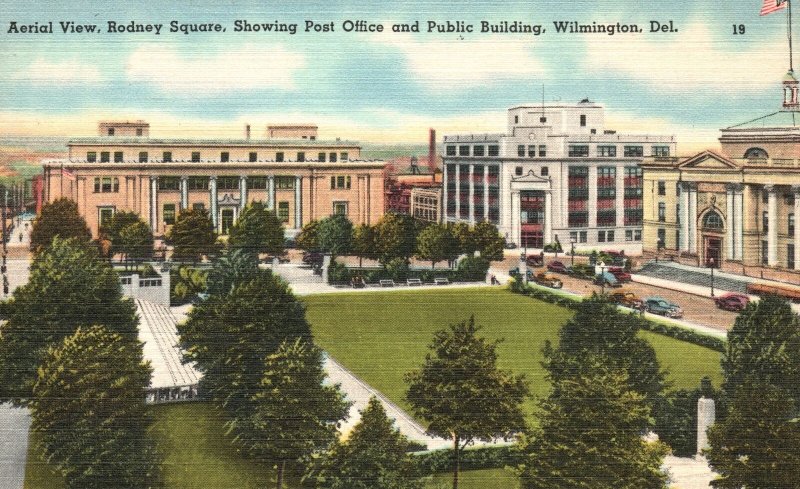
[220,208,235,235]
[705,237,721,267]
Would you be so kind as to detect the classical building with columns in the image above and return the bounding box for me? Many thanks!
[642,73,800,275]
[42,121,385,237]
[442,100,676,248]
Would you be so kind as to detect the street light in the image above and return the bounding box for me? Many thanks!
[570,237,577,267]
[600,264,607,295]
[709,257,715,297]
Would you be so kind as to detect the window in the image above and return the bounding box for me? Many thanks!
[108,128,115,136]
[635,230,642,241]
[459,145,470,156]
[98,207,115,227]
[580,114,587,127]
[598,230,615,243]
[488,145,499,156]
[93,177,100,193]
[87,151,97,162]
[276,152,284,162]
[763,211,769,232]
[514,115,519,123]
[515,166,523,176]
[624,146,644,157]
[446,145,456,156]
[192,203,205,211]
[517,145,525,157]
[333,201,348,215]
[93,177,119,193]
[163,204,176,225]
[625,229,633,241]
[100,151,110,163]
[217,176,239,190]
[318,152,326,162]
[297,152,305,162]
[579,231,587,243]
[704,211,723,229]
[658,181,666,196]
[652,146,670,157]
[158,177,180,191]
[657,228,666,248]
[762,240,769,265]
[330,175,352,189]
[744,147,768,159]
[539,145,546,157]
[187,177,209,190]
[790,213,795,235]
[541,167,549,176]
[249,152,258,162]
[789,244,796,269]
[527,145,536,157]
[278,201,290,222]
[191,152,201,162]
[598,145,616,157]
[340,152,348,161]
[568,145,589,157]
[275,176,295,189]
[163,151,172,162]
[114,151,123,163]
[247,177,267,190]
[138,151,148,163]
[220,152,229,162]
[136,128,143,136]
[658,202,666,222]
[473,145,484,157]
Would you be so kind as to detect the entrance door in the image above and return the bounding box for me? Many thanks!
[220,208,235,235]
[705,237,721,267]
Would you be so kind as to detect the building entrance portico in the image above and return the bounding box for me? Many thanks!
[217,194,241,235]
[510,170,552,247]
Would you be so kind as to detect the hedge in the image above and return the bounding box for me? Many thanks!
[413,444,522,474]
[327,262,489,285]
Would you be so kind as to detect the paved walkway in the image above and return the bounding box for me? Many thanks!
[0,404,31,489]
[136,300,201,389]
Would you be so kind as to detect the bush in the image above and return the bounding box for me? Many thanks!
[543,242,563,253]
[414,445,522,474]
[655,379,723,457]
[386,258,410,282]
[457,255,489,281]
[327,261,352,284]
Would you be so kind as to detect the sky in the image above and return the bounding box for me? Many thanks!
[0,0,795,154]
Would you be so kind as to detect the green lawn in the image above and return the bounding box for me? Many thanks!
[305,287,723,421]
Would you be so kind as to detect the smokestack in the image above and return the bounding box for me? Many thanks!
[428,128,437,180]
[245,124,251,140]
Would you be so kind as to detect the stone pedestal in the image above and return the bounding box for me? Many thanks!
[697,396,716,456]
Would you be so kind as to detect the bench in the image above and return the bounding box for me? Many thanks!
[379,279,395,287]
[406,278,423,286]
[434,277,450,285]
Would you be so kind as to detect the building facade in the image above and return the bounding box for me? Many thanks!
[442,100,676,248]
[43,122,385,237]
[410,187,442,223]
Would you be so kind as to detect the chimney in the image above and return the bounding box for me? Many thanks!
[245,124,251,140]
[428,128,437,180]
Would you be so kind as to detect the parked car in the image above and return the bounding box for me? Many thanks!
[508,267,534,281]
[644,297,683,318]
[526,254,544,267]
[302,251,324,266]
[547,260,569,274]
[534,272,563,289]
[603,250,627,266]
[569,262,595,279]
[504,241,518,249]
[594,271,621,288]
[607,267,632,283]
[609,289,643,309]
[714,292,749,311]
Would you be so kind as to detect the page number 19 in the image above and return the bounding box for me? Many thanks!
[732,24,746,35]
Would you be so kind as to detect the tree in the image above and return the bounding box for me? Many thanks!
[228,202,285,256]
[449,222,475,256]
[376,212,417,264]
[29,198,91,251]
[351,224,377,267]
[296,219,320,251]
[317,214,353,256]
[416,224,458,269]
[704,295,800,487]
[405,316,529,489]
[471,221,504,261]
[457,255,490,281]
[205,248,260,297]
[168,207,219,262]
[518,357,669,489]
[117,221,154,262]
[0,237,138,403]
[250,338,350,489]
[30,326,159,488]
[100,211,140,256]
[314,396,423,489]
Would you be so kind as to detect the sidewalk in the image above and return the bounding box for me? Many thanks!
[0,404,31,489]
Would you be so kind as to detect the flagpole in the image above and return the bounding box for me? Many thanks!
[790,0,794,72]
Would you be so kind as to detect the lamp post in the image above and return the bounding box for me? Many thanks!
[709,257,715,297]
[570,238,576,267]
[600,264,606,295]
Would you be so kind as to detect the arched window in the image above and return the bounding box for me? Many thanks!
[744,147,768,159]
[704,211,723,229]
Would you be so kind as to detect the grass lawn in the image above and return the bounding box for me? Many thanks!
[304,287,723,421]
[427,468,519,489]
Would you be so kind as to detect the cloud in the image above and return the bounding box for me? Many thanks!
[125,44,306,93]
[370,32,547,90]
[11,58,102,85]
[584,22,787,92]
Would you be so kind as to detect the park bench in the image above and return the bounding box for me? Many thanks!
[406,278,423,286]
[434,277,450,285]
[379,279,395,287]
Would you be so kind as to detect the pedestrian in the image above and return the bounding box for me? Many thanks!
[18,233,23,242]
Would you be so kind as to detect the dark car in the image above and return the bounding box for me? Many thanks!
[594,271,621,288]
[569,262,595,279]
[714,292,749,311]
[504,241,518,249]
[508,267,534,281]
[547,260,569,274]
[302,252,324,266]
[608,267,632,283]
[526,254,544,267]
[644,296,683,318]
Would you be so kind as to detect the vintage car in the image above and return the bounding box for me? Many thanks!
[508,267,534,281]
[302,251,324,266]
[594,271,621,288]
[607,267,632,283]
[547,260,569,274]
[534,272,563,289]
[526,254,544,267]
[608,289,644,309]
[569,263,596,279]
[714,292,750,311]
[644,296,683,318]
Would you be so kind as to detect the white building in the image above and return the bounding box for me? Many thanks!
[442,100,676,249]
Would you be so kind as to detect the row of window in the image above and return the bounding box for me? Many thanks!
[87,151,349,163]
[568,145,668,158]
[445,145,500,157]
[516,145,548,158]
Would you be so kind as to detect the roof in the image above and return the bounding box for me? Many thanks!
[67,137,359,147]
[726,110,800,129]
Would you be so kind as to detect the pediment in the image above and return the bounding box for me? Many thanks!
[511,169,551,183]
[677,150,739,170]
[218,193,241,205]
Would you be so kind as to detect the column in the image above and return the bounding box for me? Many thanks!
[588,165,598,228]
[511,191,521,245]
[442,164,448,222]
[725,184,735,260]
[294,176,302,229]
[544,190,553,244]
[688,183,698,254]
[149,176,158,233]
[239,175,248,211]
[767,185,778,266]
[209,176,218,230]
[615,165,625,228]
[454,165,461,221]
[180,176,188,210]
[468,164,475,223]
[267,175,275,210]
[794,186,800,270]
[483,165,490,221]
[734,184,744,260]
[680,182,690,251]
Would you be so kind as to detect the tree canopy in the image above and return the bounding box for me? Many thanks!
[228,202,285,256]
[376,212,417,264]
[317,214,353,256]
[351,224,377,267]
[205,248,260,297]
[117,220,154,261]
[29,198,91,252]
[295,220,320,251]
[415,223,458,269]
[471,221,505,261]
[167,208,219,261]
[99,211,140,255]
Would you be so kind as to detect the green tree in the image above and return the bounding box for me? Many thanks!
[405,316,529,489]
[296,219,320,251]
[471,221,504,261]
[351,224,377,267]
[250,338,350,489]
[314,396,423,489]
[518,357,669,489]
[376,212,417,264]
[228,201,285,256]
[0,237,138,403]
[449,222,475,255]
[457,255,490,281]
[317,214,353,257]
[170,265,208,305]
[416,223,458,269]
[168,207,219,262]
[29,198,91,252]
[117,221,154,262]
[100,211,140,255]
[30,326,158,488]
[205,248,260,297]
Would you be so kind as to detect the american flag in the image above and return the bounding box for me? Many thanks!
[761,0,788,16]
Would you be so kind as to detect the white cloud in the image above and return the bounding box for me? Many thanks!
[370,32,546,90]
[584,22,787,92]
[11,58,102,85]
[125,44,306,93]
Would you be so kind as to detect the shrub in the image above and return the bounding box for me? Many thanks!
[386,258,410,282]
[414,445,522,474]
[457,255,489,281]
[327,261,352,284]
